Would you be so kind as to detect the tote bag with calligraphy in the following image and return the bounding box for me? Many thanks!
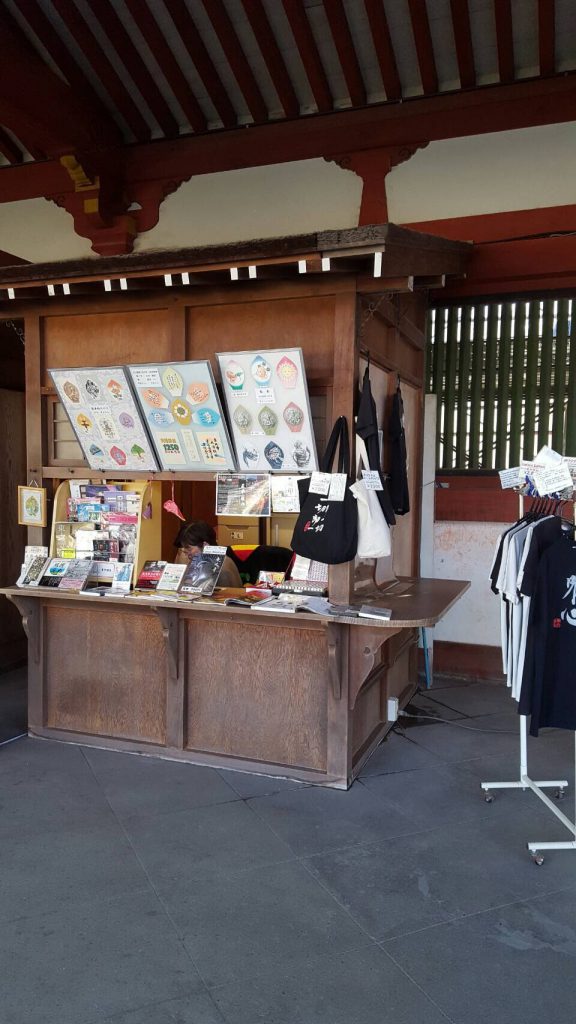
[290,416,358,565]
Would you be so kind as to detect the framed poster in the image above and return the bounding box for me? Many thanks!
[216,473,271,516]
[49,366,159,471]
[126,360,236,472]
[216,348,318,473]
[18,485,47,527]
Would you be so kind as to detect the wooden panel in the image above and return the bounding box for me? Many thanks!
[392,380,422,576]
[185,618,327,770]
[187,295,335,378]
[435,474,519,522]
[44,604,166,742]
[0,389,26,668]
[41,309,172,386]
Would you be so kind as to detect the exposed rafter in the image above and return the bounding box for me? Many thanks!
[164,0,237,128]
[323,0,367,107]
[201,0,268,123]
[450,0,476,89]
[50,0,151,142]
[363,0,402,101]
[241,0,300,118]
[407,0,439,95]
[0,127,23,165]
[494,0,515,84]
[282,0,334,113]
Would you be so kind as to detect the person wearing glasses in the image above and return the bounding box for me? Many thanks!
[174,520,243,589]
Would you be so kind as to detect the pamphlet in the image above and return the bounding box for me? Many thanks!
[156,563,187,593]
[216,473,271,516]
[358,605,392,621]
[179,545,227,595]
[39,558,71,587]
[135,560,167,590]
[270,476,302,513]
[17,555,50,587]
[58,559,94,591]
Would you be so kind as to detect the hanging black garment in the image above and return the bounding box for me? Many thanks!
[389,385,410,515]
[355,367,396,526]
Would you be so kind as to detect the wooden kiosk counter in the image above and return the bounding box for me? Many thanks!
[1,224,471,789]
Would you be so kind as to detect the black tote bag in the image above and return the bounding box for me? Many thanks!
[290,416,358,564]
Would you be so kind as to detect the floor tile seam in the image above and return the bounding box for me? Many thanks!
[0,885,155,927]
[77,749,224,1003]
[376,944,459,1023]
[78,983,217,1024]
[215,767,314,797]
[294,816,477,864]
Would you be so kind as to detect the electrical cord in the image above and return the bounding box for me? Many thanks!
[0,733,27,747]
[397,709,520,735]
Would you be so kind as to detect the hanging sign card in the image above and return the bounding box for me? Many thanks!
[533,462,574,496]
[50,366,159,471]
[127,360,236,472]
[216,348,318,473]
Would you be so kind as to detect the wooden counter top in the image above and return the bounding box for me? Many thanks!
[1,576,469,629]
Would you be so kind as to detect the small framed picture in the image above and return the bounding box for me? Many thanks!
[18,486,47,527]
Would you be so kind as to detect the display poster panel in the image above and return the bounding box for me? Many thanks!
[216,348,318,473]
[50,366,159,471]
[126,360,236,472]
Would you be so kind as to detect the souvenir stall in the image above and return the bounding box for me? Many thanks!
[1,225,470,788]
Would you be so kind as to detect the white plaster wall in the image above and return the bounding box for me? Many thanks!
[135,158,362,251]
[387,120,576,222]
[0,198,94,261]
[432,520,506,647]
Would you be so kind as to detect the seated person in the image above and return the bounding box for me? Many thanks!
[174,520,243,589]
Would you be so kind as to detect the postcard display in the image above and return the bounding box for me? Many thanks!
[217,348,318,473]
[49,367,159,472]
[126,361,236,471]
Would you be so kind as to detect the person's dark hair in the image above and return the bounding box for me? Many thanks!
[174,520,217,549]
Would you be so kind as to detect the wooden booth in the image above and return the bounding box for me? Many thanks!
[1,225,470,788]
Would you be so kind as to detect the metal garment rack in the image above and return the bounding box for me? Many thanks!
[481,492,575,864]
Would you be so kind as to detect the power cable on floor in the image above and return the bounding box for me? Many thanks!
[0,733,27,747]
[397,710,520,734]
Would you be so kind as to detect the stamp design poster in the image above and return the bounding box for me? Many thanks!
[127,361,236,471]
[216,348,318,473]
[50,366,159,471]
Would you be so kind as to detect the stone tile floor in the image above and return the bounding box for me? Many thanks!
[1,666,576,1024]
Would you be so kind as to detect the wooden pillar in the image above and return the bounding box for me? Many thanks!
[24,313,45,547]
[329,289,358,605]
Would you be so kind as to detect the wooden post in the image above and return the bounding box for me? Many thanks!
[329,289,358,605]
[24,314,45,547]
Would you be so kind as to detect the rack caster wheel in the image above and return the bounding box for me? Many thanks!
[555,788,565,800]
[531,852,544,866]
[483,791,494,803]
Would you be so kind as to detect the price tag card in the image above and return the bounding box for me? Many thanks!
[498,467,520,489]
[328,473,348,502]
[361,470,384,491]
[309,472,331,496]
[533,462,574,496]
[562,457,576,481]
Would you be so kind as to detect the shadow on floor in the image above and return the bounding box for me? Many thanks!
[0,664,27,743]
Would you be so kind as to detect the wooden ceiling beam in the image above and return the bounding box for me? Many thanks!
[407,0,439,95]
[15,0,124,146]
[363,0,402,101]
[88,2,180,138]
[123,0,206,132]
[538,0,556,76]
[0,5,120,156]
[201,0,268,123]
[0,128,23,165]
[493,0,515,84]
[164,0,237,128]
[450,0,476,89]
[241,0,300,118]
[323,0,367,107]
[2,74,576,204]
[50,0,151,143]
[281,0,333,113]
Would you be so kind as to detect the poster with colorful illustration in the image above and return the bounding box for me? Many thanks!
[126,361,236,472]
[50,366,159,471]
[216,348,318,473]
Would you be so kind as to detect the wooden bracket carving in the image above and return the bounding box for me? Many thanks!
[156,607,179,680]
[348,625,402,710]
[328,144,428,225]
[327,623,341,700]
[8,595,41,664]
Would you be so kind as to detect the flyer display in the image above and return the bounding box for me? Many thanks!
[216,474,271,517]
[50,366,159,471]
[127,360,236,472]
[216,348,318,473]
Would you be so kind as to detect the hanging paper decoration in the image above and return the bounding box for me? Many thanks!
[251,355,272,385]
[163,481,186,521]
[224,359,245,390]
[110,446,127,465]
[118,412,134,428]
[283,402,304,432]
[171,398,192,425]
[162,366,183,396]
[191,407,220,427]
[63,381,80,403]
[276,355,298,388]
[107,379,123,400]
[186,381,210,404]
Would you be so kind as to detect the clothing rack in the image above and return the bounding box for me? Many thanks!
[481,493,575,864]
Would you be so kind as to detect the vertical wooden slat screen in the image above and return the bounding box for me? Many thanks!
[427,296,575,470]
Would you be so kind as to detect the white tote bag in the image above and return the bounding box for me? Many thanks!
[350,440,392,558]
